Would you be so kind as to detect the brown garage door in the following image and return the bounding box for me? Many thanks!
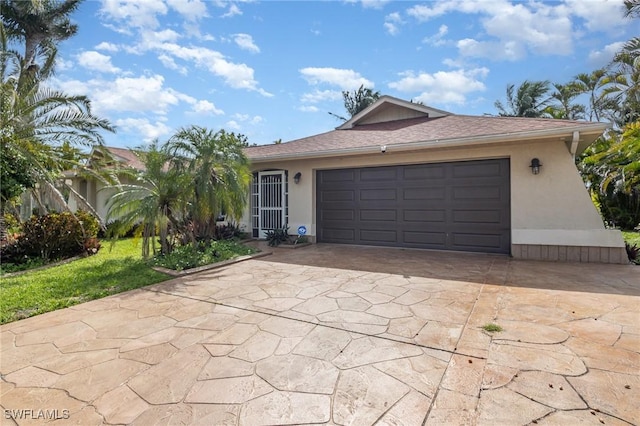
[316,158,510,254]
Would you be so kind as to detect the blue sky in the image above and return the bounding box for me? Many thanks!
[52,0,637,148]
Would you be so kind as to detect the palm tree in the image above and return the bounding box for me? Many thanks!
[0,26,114,217]
[167,126,252,242]
[329,85,381,121]
[544,83,585,120]
[106,143,191,258]
[572,69,614,122]
[624,0,640,19]
[1,0,81,74]
[494,80,551,117]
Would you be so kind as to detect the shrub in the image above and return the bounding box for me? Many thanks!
[6,211,100,262]
[151,240,256,271]
[626,243,639,265]
[265,225,290,247]
[213,222,247,241]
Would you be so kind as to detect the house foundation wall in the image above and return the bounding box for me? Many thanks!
[511,244,628,264]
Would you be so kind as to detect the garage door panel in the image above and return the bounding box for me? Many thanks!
[360,209,397,221]
[452,162,502,178]
[403,209,446,222]
[360,188,397,201]
[360,168,397,181]
[403,187,446,200]
[403,165,446,180]
[451,233,502,249]
[453,186,502,200]
[321,209,355,221]
[360,229,397,243]
[452,210,503,224]
[320,190,355,202]
[320,170,355,183]
[403,231,447,245]
[317,158,510,254]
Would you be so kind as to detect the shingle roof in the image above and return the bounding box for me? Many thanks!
[245,114,608,161]
[102,147,145,170]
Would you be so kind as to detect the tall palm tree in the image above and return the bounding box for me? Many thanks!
[544,83,585,120]
[106,143,191,258]
[572,69,613,122]
[624,0,640,19]
[167,126,251,242]
[494,80,551,117]
[0,26,114,215]
[1,0,81,73]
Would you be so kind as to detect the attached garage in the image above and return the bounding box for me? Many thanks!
[244,96,626,263]
[316,158,511,254]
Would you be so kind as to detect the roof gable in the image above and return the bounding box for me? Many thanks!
[336,95,452,130]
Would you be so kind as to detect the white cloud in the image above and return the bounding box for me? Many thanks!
[225,120,241,130]
[221,4,242,18]
[457,38,526,61]
[406,0,577,58]
[76,51,121,73]
[384,12,403,36]
[361,0,390,9]
[140,29,181,47]
[158,54,188,74]
[588,41,625,65]
[233,33,260,53]
[301,89,343,104]
[115,117,172,142]
[157,43,272,95]
[299,67,374,90]
[423,24,448,46]
[166,0,208,21]
[299,105,319,113]
[231,113,264,125]
[389,67,489,105]
[99,0,168,29]
[191,100,224,115]
[95,42,119,52]
[566,0,627,32]
[58,74,195,115]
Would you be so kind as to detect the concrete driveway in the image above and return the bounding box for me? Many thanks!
[1,244,638,425]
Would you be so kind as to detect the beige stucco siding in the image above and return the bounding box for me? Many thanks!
[244,137,624,252]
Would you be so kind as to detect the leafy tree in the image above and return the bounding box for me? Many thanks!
[329,85,381,121]
[579,122,640,229]
[106,142,191,258]
[0,0,81,74]
[167,126,251,242]
[494,80,551,117]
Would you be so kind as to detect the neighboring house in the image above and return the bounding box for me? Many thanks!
[242,96,626,264]
[66,146,143,223]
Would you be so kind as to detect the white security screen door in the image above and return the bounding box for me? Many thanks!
[253,171,287,237]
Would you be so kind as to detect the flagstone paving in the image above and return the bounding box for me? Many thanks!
[1,244,638,425]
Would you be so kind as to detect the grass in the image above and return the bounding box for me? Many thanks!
[0,239,170,324]
[481,323,504,333]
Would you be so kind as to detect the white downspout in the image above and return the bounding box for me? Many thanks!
[570,130,580,159]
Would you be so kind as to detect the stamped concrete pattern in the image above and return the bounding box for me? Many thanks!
[1,244,638,425]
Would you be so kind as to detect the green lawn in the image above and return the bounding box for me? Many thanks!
[623,231,640,247]
[0,239,170,324]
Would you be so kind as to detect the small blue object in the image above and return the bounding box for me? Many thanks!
[297,226,307,236]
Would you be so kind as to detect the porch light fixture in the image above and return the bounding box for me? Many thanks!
[294,172,302,184]
[530,158,542,175]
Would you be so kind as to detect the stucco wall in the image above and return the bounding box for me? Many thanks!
[244,137,624,253]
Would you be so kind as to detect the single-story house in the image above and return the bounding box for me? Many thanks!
[241,96,626,264]
[66,146,143,223]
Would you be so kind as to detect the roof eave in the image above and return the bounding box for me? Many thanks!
[248,122,610,163]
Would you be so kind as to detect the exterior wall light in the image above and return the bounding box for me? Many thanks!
[294,172,302,184]
[530,158,542,175]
